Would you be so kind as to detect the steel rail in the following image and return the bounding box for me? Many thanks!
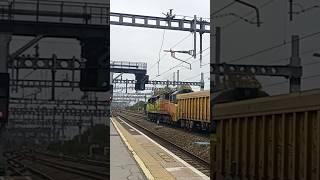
[114,112,210,176]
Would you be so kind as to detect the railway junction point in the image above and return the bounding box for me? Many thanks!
[110,117,209,180]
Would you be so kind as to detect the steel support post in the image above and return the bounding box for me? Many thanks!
[200,72,204,91]
[215,27,221,89]
[289,35,301,93]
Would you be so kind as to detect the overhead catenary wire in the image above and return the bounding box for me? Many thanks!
[211,0,320,91]
[214,2,320,64]
[220,0,276,28]
[292,4,320,15]
[213,12,259,25]
[148,32,193,71]
[264,73,320,88]
[262,57,320,88]
[263,46,320,64]
[158,29,166,62]
[148,26,211,79]
[213,30,320,66]
[148,54,168,71]
[213,0,319,65]
[175,14,209,21]
[166,48,210,76]
[240,48,320,89]
[170,32,193,49]
[149,15,211,75]
[191,52,210,64]
[157,29,166,76]
[211,1,237,16]
[225,29,320,63]
[150,46,210,80]
[184,71,210,81]
[210,45,320,89]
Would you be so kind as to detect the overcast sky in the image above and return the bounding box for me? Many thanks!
[213,0,320,95]
[9,0,210,103]
[111,0,210,92]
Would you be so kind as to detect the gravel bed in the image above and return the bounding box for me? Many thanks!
[119,111,210,162]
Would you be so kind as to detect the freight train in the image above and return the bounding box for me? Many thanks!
[146,88,210,130]
[211,89,320,179]
[145,86,269,131]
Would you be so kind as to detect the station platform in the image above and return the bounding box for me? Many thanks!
[111,116,209,180]
[110,118,146,180]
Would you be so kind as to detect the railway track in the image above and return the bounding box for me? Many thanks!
[121,110,210,135]
[113,111,210,177]
[4,151,55,180]
[36,151,108,167]
[4,151,109,180]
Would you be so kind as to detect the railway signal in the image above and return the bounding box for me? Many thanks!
[80,36,111,92]
[135,75,149,91]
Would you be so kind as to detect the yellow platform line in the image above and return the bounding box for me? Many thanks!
[117,116,209,180]
[111,117,155,180]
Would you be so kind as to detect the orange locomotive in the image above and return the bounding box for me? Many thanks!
[146,89,210,131]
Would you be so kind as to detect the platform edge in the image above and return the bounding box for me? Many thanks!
[111,117,154,180]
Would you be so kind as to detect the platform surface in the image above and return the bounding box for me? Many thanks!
[110,119,146,180]
[111,116,209,180]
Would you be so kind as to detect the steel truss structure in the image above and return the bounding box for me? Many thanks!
[10,79,204,88]
[110,12,210,33]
